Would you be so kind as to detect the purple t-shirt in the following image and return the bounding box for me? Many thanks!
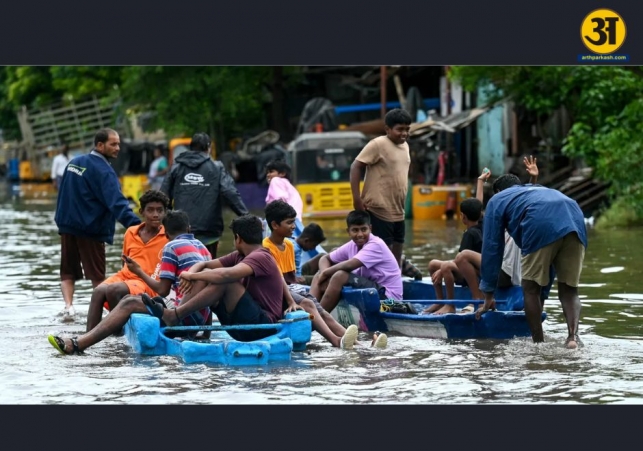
[329,234,402,300]
[217,248,284,323]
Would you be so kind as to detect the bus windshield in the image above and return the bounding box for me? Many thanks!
[293,148,364,184]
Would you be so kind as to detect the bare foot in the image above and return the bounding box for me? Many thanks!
[565,335,579,350]
[61,338,74,353]
[422,304,443,314]
[435,304,456,315]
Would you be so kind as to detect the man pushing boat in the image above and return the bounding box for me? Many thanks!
[475,174,588,349]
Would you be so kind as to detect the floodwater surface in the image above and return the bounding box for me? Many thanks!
[1,182,642,404]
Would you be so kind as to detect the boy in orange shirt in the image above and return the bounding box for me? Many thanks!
[86,190,170,331]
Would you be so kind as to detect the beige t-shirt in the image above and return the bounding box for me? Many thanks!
[355,135,410,222]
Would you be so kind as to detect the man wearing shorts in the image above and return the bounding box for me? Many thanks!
[154,215,301,342]
[310,210,403,314]
[475,174,588,349]
[350,108,412,268]
[55,129,141,319]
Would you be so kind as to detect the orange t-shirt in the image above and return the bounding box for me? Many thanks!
[118,223,168,281]
[262,237,296,283]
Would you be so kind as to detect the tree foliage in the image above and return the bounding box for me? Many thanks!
[450,66,643,219]
[0,66,303,149]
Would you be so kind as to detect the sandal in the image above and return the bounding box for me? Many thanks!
[142,293,165,319]
[48,335,82,355]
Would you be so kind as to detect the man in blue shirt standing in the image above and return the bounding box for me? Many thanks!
[55,128,141,320]
[475,174,588,349]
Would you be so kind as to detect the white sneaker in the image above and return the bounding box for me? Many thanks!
[340,324,358,350]
[371,332,388,349]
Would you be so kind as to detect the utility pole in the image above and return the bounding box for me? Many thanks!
[380,66,387,119]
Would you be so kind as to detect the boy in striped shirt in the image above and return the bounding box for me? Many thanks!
[47,210,212,355]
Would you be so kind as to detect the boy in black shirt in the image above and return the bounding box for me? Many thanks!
[422,198,483,314]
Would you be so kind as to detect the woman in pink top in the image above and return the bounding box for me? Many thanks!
[265,160,303,221]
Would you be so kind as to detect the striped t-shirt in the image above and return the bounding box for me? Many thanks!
[159,233,212,325]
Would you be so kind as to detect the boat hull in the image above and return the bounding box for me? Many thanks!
[332,279,546,339]
[381,311,547,340]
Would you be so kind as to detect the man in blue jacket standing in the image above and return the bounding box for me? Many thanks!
[55,128,141,320]
[475,174,588,349]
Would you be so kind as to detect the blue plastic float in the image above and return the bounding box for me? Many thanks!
[124,310,312,365]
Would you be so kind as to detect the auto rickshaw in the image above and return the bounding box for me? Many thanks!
[288,131,367,218]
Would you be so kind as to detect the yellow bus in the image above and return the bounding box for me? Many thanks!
[288,131,368,219]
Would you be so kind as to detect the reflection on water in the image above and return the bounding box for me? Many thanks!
[2,182,643,404]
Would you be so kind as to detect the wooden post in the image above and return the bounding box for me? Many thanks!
[393,74,407,111]
[380,66,387,119]
[444,66,453,180]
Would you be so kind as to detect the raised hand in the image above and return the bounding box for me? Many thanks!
[478,167,491,182]
[523,155,538,179]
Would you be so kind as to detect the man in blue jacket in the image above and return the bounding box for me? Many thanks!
[475,174,588,349]
[161,132,248,258]
[55,128,141,320]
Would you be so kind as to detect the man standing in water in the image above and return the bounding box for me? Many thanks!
[54,129,141,320]
[51,143,70,190]
[350,108,412,268]
[475,174,587,349]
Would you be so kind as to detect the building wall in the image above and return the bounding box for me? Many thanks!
[476,84,507,176]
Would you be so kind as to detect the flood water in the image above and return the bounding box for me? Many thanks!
[2,181,643,404]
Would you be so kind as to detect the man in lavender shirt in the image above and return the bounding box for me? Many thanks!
[310,210,403,314]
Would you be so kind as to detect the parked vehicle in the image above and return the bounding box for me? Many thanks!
[288,131,368,218]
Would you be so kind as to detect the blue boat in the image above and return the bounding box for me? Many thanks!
[124,310,313,365]
[333,279,546,340]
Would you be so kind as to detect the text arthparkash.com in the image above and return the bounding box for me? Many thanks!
[578,54,630,62]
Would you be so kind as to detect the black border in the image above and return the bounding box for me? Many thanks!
[0,1,640,64]
[6,404,637,449]
[2,1,642,447]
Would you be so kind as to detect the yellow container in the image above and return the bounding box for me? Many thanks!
[297,181,365,219]
[412,184,473,220]
[120,174,150,206]
[19,161,35,181]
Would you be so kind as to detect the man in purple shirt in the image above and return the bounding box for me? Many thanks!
[310,210,403,314]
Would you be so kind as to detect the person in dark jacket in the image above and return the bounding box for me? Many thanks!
[54,128,141,320]
[161,132,249,257]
